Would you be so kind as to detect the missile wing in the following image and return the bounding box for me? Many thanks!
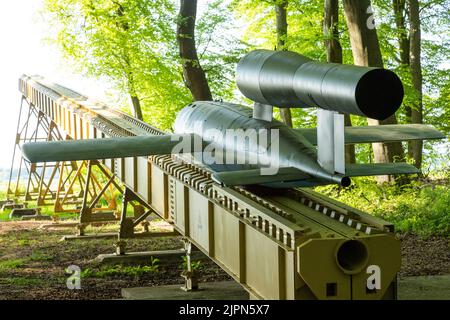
[295,124,446,146]
[21,134,201,163]
[211,163,420,187]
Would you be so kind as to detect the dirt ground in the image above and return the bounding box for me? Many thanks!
[0,221,448,300]
[0,221,230,299]
[398,233,449,277]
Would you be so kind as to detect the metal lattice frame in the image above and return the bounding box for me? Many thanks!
[7,96,122,219]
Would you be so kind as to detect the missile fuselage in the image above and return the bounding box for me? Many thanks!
[174,101,349,186]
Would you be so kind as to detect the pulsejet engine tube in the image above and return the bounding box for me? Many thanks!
[236,50,404,120]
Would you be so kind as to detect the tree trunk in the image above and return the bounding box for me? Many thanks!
[126,68,143,120]
[115,3,143,121]
[130,95,143,121]
[342,0,405,182]
[324,0,355,163]
[275,0,293,128]
[324,0,343,63]
[126,76,143,120]
[408,0,423,168]
[393,0,419,162]
[393,0,410,65]
[177,0,212,101]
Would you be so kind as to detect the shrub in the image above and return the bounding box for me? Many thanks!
[316,177,450,237]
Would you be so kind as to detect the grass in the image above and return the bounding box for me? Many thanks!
[30,250,55,262]
[0,259,27,271]
[180,256,203,271]
[17,239,39,247]
[0,210,11,221]
[316,176,450,237]
[82,258,160,279]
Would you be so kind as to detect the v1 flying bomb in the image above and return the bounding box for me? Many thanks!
[22,50,445,188]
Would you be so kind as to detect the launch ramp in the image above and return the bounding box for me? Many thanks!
[8,75,401,300]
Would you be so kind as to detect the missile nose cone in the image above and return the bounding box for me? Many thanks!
[355,68,404,120]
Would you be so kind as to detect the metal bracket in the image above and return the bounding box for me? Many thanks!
[180,239,199,292]
[76,223,87,236]
[114,240,127,255]
[253,102,273,122]
[317,109,345,174]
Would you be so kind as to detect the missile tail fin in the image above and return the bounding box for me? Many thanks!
[345,163,420,177]
[212,167,310,186]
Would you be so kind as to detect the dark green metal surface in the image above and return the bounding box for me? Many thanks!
[212,167,311,186]
[22,134,199,163]
[175,101,350,187]
[345,163,420,176]
[236,49,404,120]
[296,124,446,146]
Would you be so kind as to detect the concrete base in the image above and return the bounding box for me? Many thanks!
[0,200,14,207]
[398,275,450,300]
[61,231,179,242]
[2,203,25,211]
[120,275,450,300]
[40,221,117,229]
[61,233,117,241]
[132,231,179,238]
[39,222,81,229]
[94,249,205,265]
[122,281,249,300]
[10,208,39,219]
[89,211,118,222]
[21,215,53,221]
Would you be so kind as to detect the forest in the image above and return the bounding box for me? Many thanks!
[41,0,449,236]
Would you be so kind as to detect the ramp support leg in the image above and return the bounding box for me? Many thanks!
[181,238,199,292]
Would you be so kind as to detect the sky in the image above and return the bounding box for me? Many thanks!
[0,0,110,168]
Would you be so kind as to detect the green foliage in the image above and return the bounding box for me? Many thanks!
[0,210,11,222]
[180,256,203,271]
[232,0,449,165]
[30,251,55,261]
[316,176,450,237]
[82,257,160,278]
[43,0,189,130]
[0,259,27,271]
[42,0,244,131]
[372,0,450,133]
[42,0,449,157]
[17,239,38,247]
[0,277,46,287]
[196,1,247,100]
